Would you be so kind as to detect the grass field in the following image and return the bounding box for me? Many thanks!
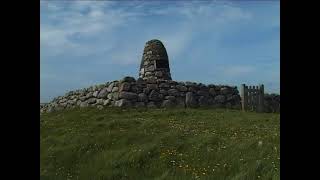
[40,107,280,180]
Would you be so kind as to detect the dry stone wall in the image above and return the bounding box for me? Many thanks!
[263,93,280,113]
[40,39,279,113]
[40,76,242,113]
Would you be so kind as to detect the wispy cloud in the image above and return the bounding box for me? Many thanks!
[41,1,253,62]
[41,1,143,58]
[221,65,256,76]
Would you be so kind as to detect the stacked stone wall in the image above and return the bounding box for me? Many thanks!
[263,93,280,113]
[40,76,242,113]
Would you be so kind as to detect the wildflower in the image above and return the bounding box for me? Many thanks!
[258,141,263,146]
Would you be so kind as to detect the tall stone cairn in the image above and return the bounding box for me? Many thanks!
[139,39,172,81]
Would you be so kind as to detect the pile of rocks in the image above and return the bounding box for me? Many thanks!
[40,76,241,113]
[40,103,47,109]
[264,93,280,113]
[139,39,171,80]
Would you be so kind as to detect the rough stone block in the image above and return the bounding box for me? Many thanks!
[119,92,138,100]
[176,85,188,92]
[185,92,198,108]
[214,95,226,104]
[112,87,119,92]
[162,100,176,108]
[138,93,148,102]
[115,99,132,107]
[119,82,131,92]
[149,90,161,101]
[168,89,179,96]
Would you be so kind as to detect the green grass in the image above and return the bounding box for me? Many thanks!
[40,107,280,180]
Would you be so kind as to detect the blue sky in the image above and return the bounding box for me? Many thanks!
[40,0,280,103]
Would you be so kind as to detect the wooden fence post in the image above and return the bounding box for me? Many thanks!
[240,84,247,111]
[258,84,264,113]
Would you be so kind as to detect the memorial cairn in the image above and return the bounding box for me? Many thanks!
[41,39,243,113]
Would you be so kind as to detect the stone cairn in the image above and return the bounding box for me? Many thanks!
[40,39,250,113]
[139,39,172,81]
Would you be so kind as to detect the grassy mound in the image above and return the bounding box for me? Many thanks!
[40,107,280,180]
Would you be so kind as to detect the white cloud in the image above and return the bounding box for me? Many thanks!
[161,30,193,61]
[142,2,253,62]
[47,3,62,11]
[150,1,252,22]
[41,1,254,63]
[69,1,116,12]
[216,5,252,22]
[221,65,256,76]
[109,48,141,66]
[40,1,142,58]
